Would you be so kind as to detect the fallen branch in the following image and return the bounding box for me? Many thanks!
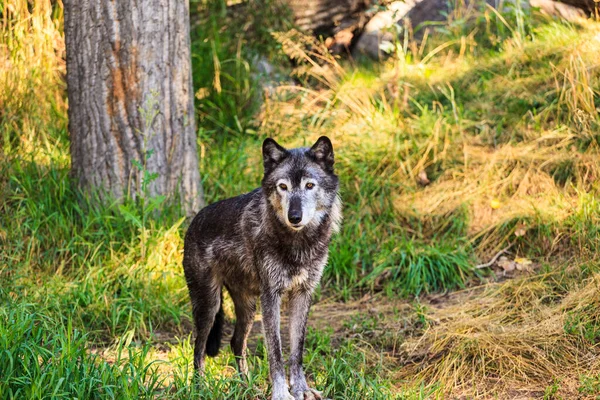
[475,244,514,269]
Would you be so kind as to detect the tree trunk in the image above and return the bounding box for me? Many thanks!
[64,0,203,216]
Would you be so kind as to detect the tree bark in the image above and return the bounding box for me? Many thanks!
[64,0,203,216]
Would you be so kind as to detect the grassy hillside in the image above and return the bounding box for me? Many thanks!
[1,0,599,398]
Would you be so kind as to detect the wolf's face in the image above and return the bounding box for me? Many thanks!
[262,136,339,231]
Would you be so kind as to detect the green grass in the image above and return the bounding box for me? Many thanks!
[0,302,396,399]
[579,374,600,397]
[0,304,164,399]
[190,0,293,135]
[368,238,477,296]
[2,0,600,398]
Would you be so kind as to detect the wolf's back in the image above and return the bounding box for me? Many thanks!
[185,188,262,245]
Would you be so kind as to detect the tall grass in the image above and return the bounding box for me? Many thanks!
[0,304,166,399]
[190,0,293,136]
[0,0,67,154]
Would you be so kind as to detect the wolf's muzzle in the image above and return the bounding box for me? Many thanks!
[288,196,303,225]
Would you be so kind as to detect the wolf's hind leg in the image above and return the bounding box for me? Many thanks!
[228,290,257,377]
[188,279,222,373]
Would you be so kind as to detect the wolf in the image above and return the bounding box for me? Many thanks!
[183,136,342,400]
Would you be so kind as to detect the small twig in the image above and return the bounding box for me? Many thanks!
[475,244,514,269]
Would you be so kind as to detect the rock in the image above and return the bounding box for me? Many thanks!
[251,56,293,100]
[403,0,452,32]
[353,1,424,59]
[352,0,458,60]
[497,256,516,272]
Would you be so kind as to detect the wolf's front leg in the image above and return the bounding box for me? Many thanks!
[289,289,323,400]
[261,289,294,400]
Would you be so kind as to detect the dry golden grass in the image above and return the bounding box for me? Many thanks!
[1,0,66,154]
[397,266,600,398]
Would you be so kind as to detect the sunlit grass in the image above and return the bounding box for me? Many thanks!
[0,0,67,156]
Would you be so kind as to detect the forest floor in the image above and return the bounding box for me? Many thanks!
[2,1,600,399]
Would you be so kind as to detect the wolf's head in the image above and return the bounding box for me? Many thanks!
[262,136,341,232]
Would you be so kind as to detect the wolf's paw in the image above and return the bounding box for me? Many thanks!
[293,388,325,400]
[272,393,295,400]
[272,388,295,400]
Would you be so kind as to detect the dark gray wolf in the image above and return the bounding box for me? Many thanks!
[183,136,342,400]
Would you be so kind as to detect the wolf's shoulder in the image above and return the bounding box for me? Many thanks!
[185,188,263,242]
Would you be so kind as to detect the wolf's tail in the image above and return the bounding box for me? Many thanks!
[205,294,223,357]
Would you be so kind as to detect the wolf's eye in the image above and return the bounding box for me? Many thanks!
[306,182,315,190]
[278,183,288,191]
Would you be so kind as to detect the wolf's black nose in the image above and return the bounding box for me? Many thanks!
[288,210,302,225]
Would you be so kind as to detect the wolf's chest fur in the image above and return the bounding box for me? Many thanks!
[256,233,330,291]
[241,193,337,292]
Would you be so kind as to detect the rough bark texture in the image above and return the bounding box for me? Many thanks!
[64,0,203,216]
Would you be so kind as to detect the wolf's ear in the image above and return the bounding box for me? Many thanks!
[263,138,288,173]
[309,136,334,172]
